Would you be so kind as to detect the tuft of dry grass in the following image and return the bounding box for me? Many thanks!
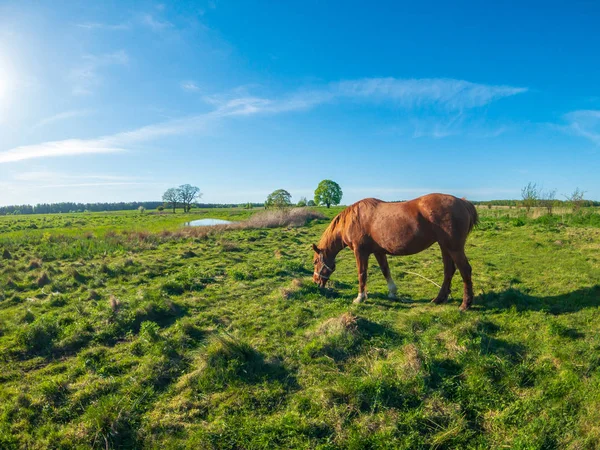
[109,295,120,311]
[36,272,51,287]
[316,312,359,336]
[241,208,325,229]
[28,259,42,270]
[219,240,241,252]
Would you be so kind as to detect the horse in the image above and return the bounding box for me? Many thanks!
[312,193,479,310]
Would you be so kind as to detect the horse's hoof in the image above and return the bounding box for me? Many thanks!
[353,294,366,304]
[388,292,398,300]
[459,304,471,312]
[431,297,448,304]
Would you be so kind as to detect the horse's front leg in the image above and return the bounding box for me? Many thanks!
[375,252,398,299]
[353,249,369,303]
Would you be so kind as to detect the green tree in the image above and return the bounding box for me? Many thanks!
[314,180,343,208]
[178,184,202,213]
[297,197,307,207]
[265,189,292,209]
[307,199,316,207]
[162,188,180,213]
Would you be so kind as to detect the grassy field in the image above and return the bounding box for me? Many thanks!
[1,206,600,449]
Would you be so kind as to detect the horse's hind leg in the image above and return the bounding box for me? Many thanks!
[432,247,456,304]
[375,253,398,299]
[449,249,473,311]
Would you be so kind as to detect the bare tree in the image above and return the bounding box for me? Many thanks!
[521,182,539,213]
[540,188,557,215]
[565,187,586,213]
[162,188,180,213]
[178,184,202,213]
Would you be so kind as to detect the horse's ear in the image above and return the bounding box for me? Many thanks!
[312,244,321,253]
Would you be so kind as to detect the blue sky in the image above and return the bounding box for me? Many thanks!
[0,0,599,206]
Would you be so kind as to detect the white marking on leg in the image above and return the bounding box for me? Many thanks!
[387,276,398,299]
[353,292,367,304]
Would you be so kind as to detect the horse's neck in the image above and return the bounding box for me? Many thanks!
[323,229,345,258]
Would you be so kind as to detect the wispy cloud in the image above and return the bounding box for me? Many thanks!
[0,109,227,164]
[205,77,527,115]
[13,171,139,182]
[563,110,600,145]
[140,14,173,31]
[0,139,126,164]
[332,78,527,110]
[34,109,94,128]
[76,22,130,31]
[180,81,200,92]
[1,77,527,164]
[70,50,129,95]
[9,171,154,190]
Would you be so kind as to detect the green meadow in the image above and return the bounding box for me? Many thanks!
[1,206,600,449]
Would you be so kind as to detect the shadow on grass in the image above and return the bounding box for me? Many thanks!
[201,334,298,391]
[474,285,600,315]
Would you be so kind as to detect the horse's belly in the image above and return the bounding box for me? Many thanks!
[385,236,436,256]
[373,225,436,256]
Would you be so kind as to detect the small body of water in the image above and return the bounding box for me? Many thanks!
[184,218,232,227]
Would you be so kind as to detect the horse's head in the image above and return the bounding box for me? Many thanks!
[312,243,335,287]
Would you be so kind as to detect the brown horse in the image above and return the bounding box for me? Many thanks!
[312,193,479,310]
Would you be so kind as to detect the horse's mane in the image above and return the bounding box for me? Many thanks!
[318,198,381,250]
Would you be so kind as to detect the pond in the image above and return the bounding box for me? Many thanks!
[184,218,233,227]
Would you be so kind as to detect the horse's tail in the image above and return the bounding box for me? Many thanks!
[461,197,479,233]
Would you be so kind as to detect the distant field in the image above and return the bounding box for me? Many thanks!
[1,206,600,448]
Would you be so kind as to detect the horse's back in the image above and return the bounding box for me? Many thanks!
[347,194,476,254]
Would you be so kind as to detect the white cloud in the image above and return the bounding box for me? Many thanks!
[141,14,173,31]
[1,77,527,164]
[563,110,600,145]
[0,139,126,164]
[34,109,93,128]
[13,171,139,182]
[76,22,130,31]
[180,81,200,92]
[332,78,527,110]
[205,77,527,115]
[0,110,224,164]
[70,50,129,96]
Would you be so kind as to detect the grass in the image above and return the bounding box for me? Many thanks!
[0,205,599,448]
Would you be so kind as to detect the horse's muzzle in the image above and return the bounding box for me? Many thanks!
[313,273,327,288]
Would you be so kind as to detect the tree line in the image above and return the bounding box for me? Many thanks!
[473,184,599,212]
[0,202,166,216]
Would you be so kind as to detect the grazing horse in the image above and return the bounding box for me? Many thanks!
[312,194,479,310]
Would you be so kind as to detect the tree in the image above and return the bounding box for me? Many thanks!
[565,187,586,212]
[162,188,180,213]
[265,189,292,209]
[178,184,202,213]
[314,180,343,208]
[540,188,557,215]
[297,197,307,207]
[521,182,539,213]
